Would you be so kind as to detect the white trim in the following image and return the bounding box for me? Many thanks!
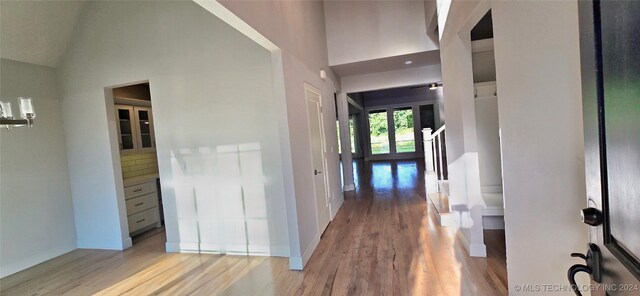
[346,96,364,110]
[471,38,494,53]
[122,237,133,249]
[193,0,278,51]
[290,233,321,270]
[304,83,332,239]
[330,195,344,219]
[439,213,457,227]
[456,230,487,257]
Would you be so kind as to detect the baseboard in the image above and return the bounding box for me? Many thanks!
[166,241,289,257]
[122,237,133,249]
[331,197,344,220]
[343,183,355,191]
[165,241,181,252]
[469,243,487,257]
[439,213,457,227]
[289,232,321,270]
[289,256,303,270]
[455,230,487,257]
[77,239,127,250]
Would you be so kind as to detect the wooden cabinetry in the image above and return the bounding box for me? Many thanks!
[124,177,161,235]
[115,105,156,154]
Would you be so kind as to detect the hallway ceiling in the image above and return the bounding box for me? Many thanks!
[330,50,441,77]
[0,1,86,67]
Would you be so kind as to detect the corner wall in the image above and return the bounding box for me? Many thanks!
[492,1,588,293]
[439,0,590,293]
[58,1,290,255]
[216,0,344,269]
[0,59,76,277]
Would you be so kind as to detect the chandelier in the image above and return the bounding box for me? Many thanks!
[0,97,36,129]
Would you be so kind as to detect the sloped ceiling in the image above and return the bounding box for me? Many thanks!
[1,0,86,67]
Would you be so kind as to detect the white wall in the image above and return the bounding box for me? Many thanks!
[324,0,439,66]
[341,65,442,94]
[474,95,502,193]
[472,51,496,83]
[0,59,76,277]
[439,0,589,293]
[492,1,588,293]
[440,32,486,257]
[217,0,344,269]
[58,1,289,256]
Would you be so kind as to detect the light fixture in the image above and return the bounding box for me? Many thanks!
[404,60,413,65]
[429,82,439,90]
[0,97,36,129]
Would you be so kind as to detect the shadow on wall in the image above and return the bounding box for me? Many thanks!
[169,142,276,256]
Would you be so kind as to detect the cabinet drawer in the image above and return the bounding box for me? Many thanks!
[124,181,156,199]
[128,208,159,233]
[126,192,158,215]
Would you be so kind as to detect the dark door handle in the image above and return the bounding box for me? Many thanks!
[567,264,591,296]
[568,243,602,296]
[314,170,322,175]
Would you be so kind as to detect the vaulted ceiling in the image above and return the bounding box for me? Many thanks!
[0,1,86,67]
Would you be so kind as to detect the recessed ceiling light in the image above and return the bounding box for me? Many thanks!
[404,60,413,65]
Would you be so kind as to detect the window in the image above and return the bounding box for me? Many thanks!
[369,110,390,154]
[349,117,356,153]
[336,120,342,154]
[393,107,415,153]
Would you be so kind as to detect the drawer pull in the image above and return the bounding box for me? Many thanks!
[133,188,143,193]
[134,202,144,206]
[136,218,146,223]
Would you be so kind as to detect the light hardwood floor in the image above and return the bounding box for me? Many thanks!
[0,160,507,295]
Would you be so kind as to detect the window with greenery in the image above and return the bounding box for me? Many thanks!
[369,110,390,154]
[349,117,356,154]
[393,107,415,153]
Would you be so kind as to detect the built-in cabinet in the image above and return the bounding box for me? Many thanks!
[124,177,161,235]
[115,105,156,154]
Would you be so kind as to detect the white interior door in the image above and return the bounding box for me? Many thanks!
[305,84,331,234]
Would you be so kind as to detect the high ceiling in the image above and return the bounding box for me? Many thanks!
[0,1,86,67]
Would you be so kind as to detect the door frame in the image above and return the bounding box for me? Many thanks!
[304,83,332,233]
[363,101,438,161]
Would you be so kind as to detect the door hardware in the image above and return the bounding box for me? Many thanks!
[580,207,603,226]
[568,243,602,296]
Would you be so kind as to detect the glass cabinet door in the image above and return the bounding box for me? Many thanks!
[116,105,138,154]
[134,107,155,152]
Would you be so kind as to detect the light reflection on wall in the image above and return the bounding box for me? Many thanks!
[170,143,270,255]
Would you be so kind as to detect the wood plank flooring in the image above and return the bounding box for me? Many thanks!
[0,159,507,295]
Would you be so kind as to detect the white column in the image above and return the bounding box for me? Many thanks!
[337,92,354,191]
[422,128,434,172]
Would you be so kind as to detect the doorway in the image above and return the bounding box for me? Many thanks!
[305,84,331,234]
[469,10,506,261]
[109,82,165,245]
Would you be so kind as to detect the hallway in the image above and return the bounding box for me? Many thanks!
[0,159,506,296]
